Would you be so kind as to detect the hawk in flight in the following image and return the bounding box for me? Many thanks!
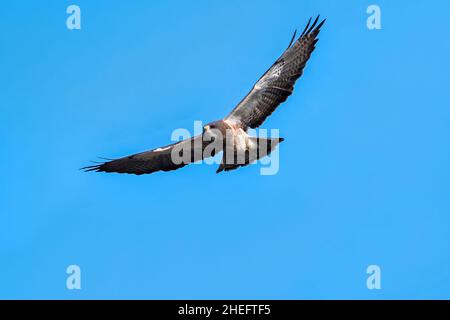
[83,16,325,175]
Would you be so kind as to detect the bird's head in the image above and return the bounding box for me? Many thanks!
[203,121,217,132]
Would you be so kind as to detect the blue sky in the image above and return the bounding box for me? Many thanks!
[1,0,450,299]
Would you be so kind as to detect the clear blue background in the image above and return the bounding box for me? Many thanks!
[1,0,449,299]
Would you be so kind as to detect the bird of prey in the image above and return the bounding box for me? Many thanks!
[83,16,325,175]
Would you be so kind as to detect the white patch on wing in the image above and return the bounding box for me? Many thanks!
[153,146,172,152]
[255,62,284,90]
[271,62,284,77]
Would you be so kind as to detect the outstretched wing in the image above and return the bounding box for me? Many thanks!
[82,135,215,175]
[225,16,325,129]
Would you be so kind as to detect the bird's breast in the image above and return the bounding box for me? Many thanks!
[234,128,249,152]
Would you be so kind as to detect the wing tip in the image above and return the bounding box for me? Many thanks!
[287,29,298,49]
[300,17,312,37]
[300,15,326,38]
[307,15,320,33]
[316,17,326,31]
[81,156,111,173]
[80,163,104,172]
[80,162,147,175]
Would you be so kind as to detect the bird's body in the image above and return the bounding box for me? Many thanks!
[83,16,325,175]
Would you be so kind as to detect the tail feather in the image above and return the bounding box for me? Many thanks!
[216,137,284,173]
